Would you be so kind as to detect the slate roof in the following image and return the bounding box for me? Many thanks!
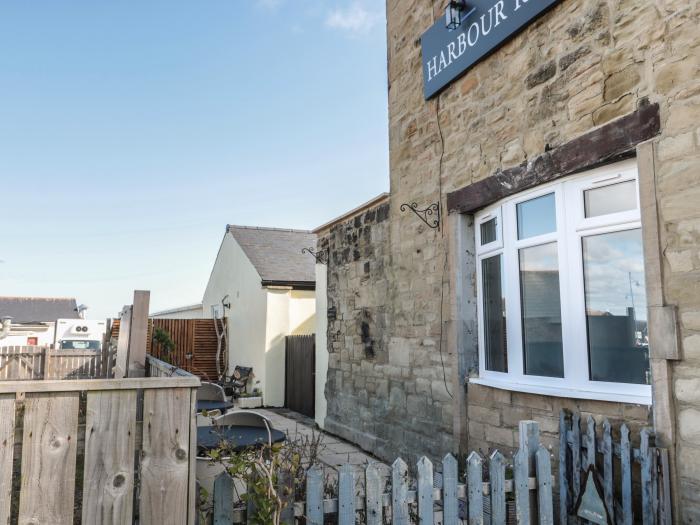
[227,226,316,287]
[0,297,80,324]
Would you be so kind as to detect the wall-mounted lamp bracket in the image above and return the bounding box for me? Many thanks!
[400,202,441,230]
[302,247,328,264]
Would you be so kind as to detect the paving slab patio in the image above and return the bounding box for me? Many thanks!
[256,408,390,473]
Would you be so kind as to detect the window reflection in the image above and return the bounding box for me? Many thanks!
[519,242,564,377]
[481,217,498,245]
[482,254,507,372]
[517,193,556,239]
[584,180,637,218]
[582,229,649,384]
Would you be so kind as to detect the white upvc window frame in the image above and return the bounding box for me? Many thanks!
[472,159,651,405]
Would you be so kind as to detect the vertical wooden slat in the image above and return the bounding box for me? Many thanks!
[519,420,540,523]
[417,457,434,524]
[339,464,356,525]
[536,446,554,525]
[278,470,294,524]
[571,412,581,504]
[621,423,633,525]
[586,415,596,469]
[213,473,234,525]
[603,419,614,521]
[18,392,80,525]
[0,395,15,525]
[140,387,191,525]
[366,463,382,525]
[514,448,530,524]
[490,451,506,524]
[558,410,569,524]
[442,454,458,525]
[82,389,137,525]
[188,388,198,525]
[467,451,483,525]
[392,458,409,525]
[641,428,654,525]
[306,466,324,525]
[658,449,672,525]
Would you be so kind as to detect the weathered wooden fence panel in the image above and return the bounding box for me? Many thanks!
[0,345,109,380]
[559,409,672,525]
[206,421,555,525]
[0,376,200,525]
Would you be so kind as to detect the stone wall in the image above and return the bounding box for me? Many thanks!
[382,0,698,517]
[320,198,457,464]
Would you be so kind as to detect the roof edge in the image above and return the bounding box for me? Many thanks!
[150,303,203,316]
[313,193,390,234]
[226,225,312,234]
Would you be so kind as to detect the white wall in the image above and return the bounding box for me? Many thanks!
[0,323,55,347]
[314,264,328,428]
[151,305,203,319]
[202,233,268,391]
[264,288,316,407]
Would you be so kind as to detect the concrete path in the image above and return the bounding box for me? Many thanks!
[256,408,389,473]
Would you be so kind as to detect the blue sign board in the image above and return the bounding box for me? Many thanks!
[420,0,561,99]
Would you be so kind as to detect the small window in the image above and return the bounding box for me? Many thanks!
[517,193,556,239]
[482,254,507,372]
[474,160,649,403]
[480,217,498,245]
[584,180,637,218]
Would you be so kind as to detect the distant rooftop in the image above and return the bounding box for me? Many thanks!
[313,193,390,233]
[227,225,316,287]
[0,296,80,324]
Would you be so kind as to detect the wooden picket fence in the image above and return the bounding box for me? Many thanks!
[0,375,200,524]
[559,410,672,524]
[204,421,554,524]
[0,345,109,380]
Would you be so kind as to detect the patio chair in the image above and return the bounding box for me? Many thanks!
[198,381,226,402]
[213,410,272,429]
[219,366,253,398]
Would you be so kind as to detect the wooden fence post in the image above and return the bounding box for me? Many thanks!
[306,466,323,525]
[519,420,540,524]
[558,410,569,524]
[536,445,554,525]
[338,464,355,525]
[417,457,434,524]
[391,458,409,525]
[514,448,530,524]
[467,451,483,524]
[621,423,633,525]
[489,451,506,524]
[366,463,382,525]
[442,454,458,524]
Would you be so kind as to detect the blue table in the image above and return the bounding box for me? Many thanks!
[197,425,286,454]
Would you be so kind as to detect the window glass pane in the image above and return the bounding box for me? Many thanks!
[583,229,649,384]
[482,254,507,372]
[480,217,497,245]
[517,193,556,239]
[584,180,637,218]
[519,242,564,377]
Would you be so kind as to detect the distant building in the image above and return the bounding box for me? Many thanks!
[151,303,204,319]
[0,296,80,346]
[202,225,316,407]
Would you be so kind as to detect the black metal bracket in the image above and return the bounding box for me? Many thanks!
[400,202,440,230]
[302,247,328,264]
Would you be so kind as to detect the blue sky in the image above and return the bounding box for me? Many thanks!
[0,0,389,320]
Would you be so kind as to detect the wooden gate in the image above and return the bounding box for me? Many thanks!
[284,334,315,418]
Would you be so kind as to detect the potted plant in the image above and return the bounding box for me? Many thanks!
[237,382,263,408]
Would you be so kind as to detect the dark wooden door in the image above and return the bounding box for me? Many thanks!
[285,334,315,418]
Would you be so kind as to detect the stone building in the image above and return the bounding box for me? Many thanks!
[319,0,700,519]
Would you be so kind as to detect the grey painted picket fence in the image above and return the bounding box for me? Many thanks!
[559,409,672,525]
[205,420,554,524]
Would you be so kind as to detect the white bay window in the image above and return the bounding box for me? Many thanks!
[473,160,651,404]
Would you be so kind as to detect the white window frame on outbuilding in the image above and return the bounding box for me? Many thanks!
[471,159,651,405]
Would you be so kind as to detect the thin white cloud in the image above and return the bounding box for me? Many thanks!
[325,2,383,35]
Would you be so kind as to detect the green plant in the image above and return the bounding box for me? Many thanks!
[206,429,324,524]
[153,328,175,360]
